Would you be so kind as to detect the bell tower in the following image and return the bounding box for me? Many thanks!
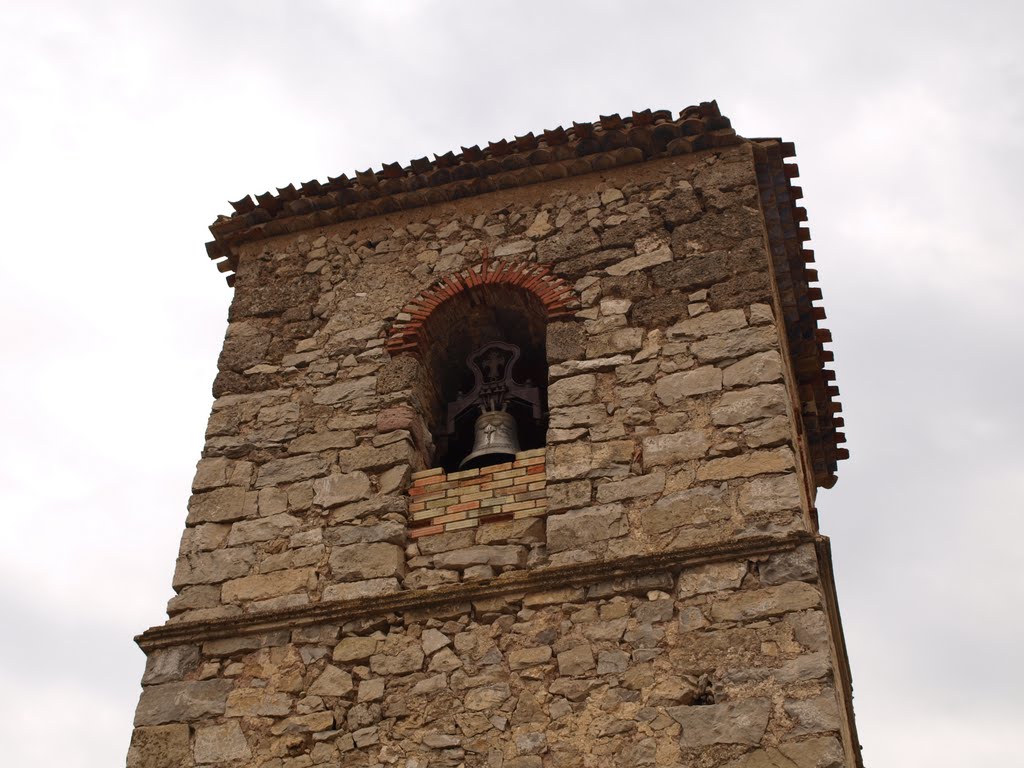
[128,102,861,768]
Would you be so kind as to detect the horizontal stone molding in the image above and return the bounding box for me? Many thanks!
[138,530,818,651]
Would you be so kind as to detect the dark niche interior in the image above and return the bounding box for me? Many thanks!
[418,284,549,472]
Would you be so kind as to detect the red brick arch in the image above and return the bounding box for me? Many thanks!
[386,259,576,356]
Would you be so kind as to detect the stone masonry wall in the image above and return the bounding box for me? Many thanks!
[170,143,810,624]
[133,142,854,767]
[132,544,846,768]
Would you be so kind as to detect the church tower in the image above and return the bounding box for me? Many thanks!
[128,101,861,767]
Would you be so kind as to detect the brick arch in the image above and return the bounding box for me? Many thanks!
[386,259,576,356]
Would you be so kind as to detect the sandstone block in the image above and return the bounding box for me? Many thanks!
[227,513,301,545]
[326,521,404,546]
[323,577,400,601]
[586,327,644,357]
[642,430,711,468]
[546,322,587,362]
[143,646,200,685]
[225,687,291,717]
[312,376,376,404]
[711,582,821,622]
[667,309,746,338]
[723,350,783,388]
[738,474,802,515]
[557,644,595,676]
[774,651,831,684]
[269,712,334,735]
[194,721,250,763]
[465,683,511,711]
[785,691,841,735]
[677,561,747,597]
[192,458,253,492]
[172,547,254,588]
[547,442,592,481]
[719,736,844,768]
[127,724,190,768]
[329,543,405,581]
[222,567,316,602]
[669,698,770,746]
[309,665,354,697]
[134,680,233,726]
[338,440,416,473]
[761,544,818,585]
[289,430,357,453]
[642,485,731,536]
[595,471,666,503]
[333,636,378,663]
[546,479,591,511]
[433,546,527,570]
[697,447,795,481]
[655,366,723,405]
[186,487,257,525]
[508,646,553,670]
[691,325,776,363]
[255,454,329,488]
[712,383,788,425]
[370,646,425,676]
[547,374,597,407]
[744,415,792,448]
[605,244,673,275]
[547,504,625,552]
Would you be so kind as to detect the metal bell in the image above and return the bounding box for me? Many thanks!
[460,410,521,470]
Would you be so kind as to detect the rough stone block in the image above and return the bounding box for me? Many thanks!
[126,724,191,768]
[719,736,845,768]
[547,374,597,407]
[655,366,723,405]
[255,454,329,488]
[227,513,301,545]
[186,487,257,525]
[677,561,747,597]
[668,698,770,746]
[134,680,234,726]
[547,504,625,552]
[642,431,711,468]
[761,544,818,585]
[697,447,795,481]
[309,665,354,697]
[711,581,821,621]
[222,567,317,602]
[691,325,777,363]
[194,721,250,763]
[723,350,783,388]
[329,543,405,581]
[434,546,527,570]
[667,309,747,338]
[595,471,666,503]
[712,383,788,425]
[785,691,842,735]
[642,486,731,536]
[738,473,802,514]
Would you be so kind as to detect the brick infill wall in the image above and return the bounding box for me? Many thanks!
[407,448,547,538]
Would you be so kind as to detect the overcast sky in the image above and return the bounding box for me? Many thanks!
[1,2,1022,766]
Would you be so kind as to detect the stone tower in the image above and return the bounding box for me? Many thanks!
[128,101,861,768]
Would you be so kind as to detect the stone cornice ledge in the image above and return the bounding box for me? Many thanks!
[137,532,816,651]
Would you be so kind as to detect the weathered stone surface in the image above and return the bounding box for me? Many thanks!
[222,567,316,602]
[194,721,250,763]
[309,665,354,696]
[739,473,802,515]
[333,636,378,663]
[606,244,673,275]
[546,479,591,511]
[547,374,596,407]
[595,471,665,503]
[509,646,553,670]
[761,545,817,585]
[712,383,788,425]
[227,513,301,545]
[698,447,795,481]
[225,688,291,717]
[547,443,592,481]
[667,309,746,338]
[586,327,644,357]
[547,505,625,552]
[329,543,405,581]
[546,322,587,362]
[691,325,777,363]
[785,691,842,735]
[434,546,526,569]
[642,431,711,468]
[642,485,732,536]
[723,350,783,388]
[711,582,821,621]
[557,644,595,676]
[134,680,233,726]
[312,376,376,404]
[186,487,257,525]
[143,646,200,685]
[669,698,770,746]
[127,724,190,768]
[326,521,404,547]
[677,561,747,597]
[324,577,401,602]
[254,454,328,488]
[172,547,255,588]
[719,736,845,768]
[655,366,723,405]
[289,430,357,453]
[370,645,425,676]
[465,683,511,711]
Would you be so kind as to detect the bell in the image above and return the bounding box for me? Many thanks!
[460,410,521,470]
